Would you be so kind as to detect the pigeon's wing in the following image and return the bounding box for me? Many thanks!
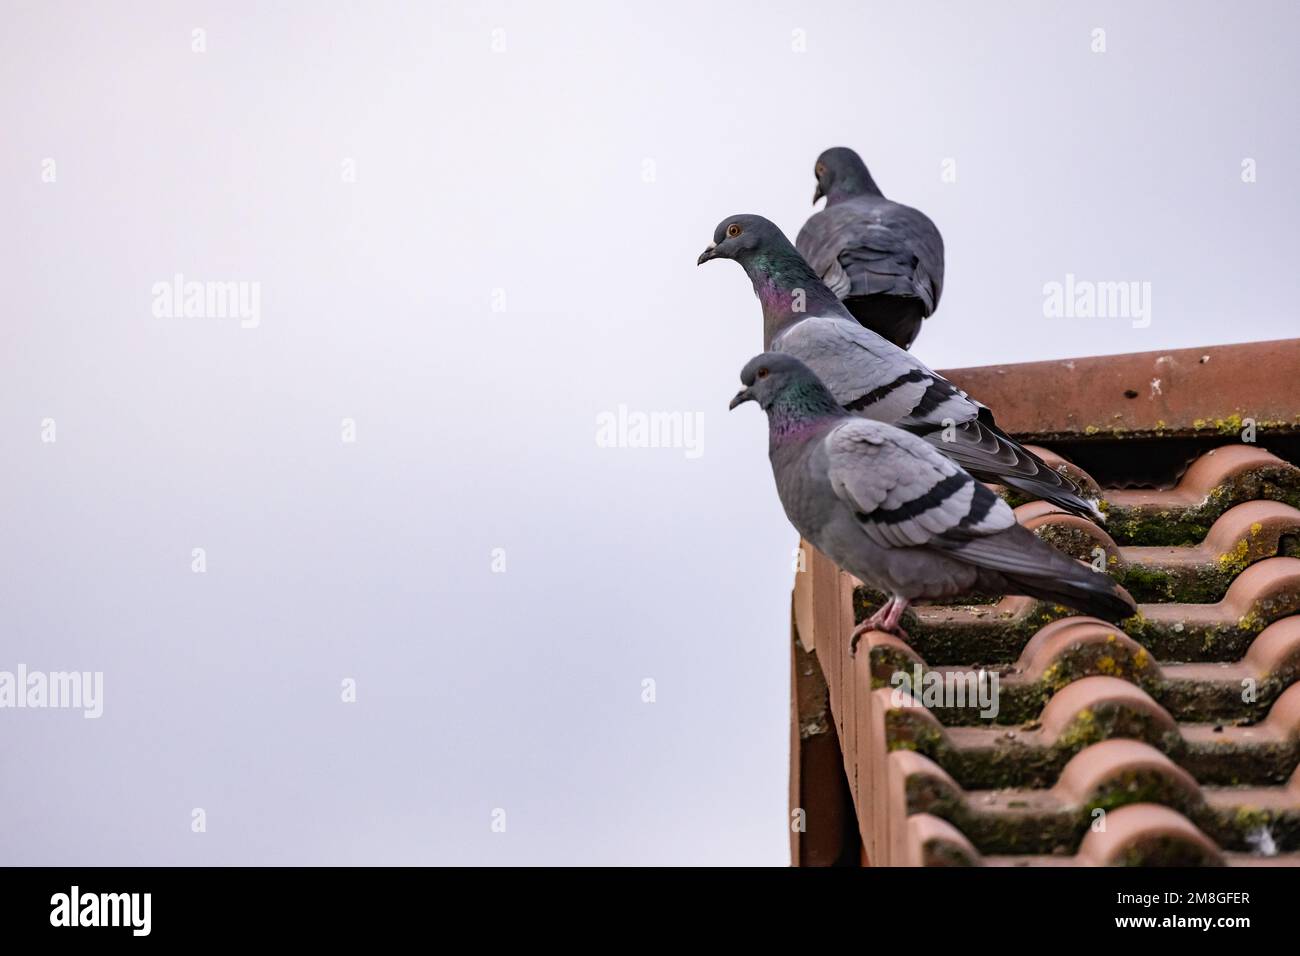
[796,216,852,297]
[819,252,852,298]
[823,422,1134,620]
[774,316,979,427]
[922,411,1059,480]
[922,410,1102,518]
[777,317,1101,520]
[837,201,944,313]
[824,419,1015,551]
[798,200,945,313]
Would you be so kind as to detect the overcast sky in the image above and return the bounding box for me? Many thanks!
[2,0,1296,865]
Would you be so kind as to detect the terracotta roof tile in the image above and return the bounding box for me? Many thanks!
[790,338,1300,866]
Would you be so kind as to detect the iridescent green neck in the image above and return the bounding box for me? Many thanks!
[740,250,848,346]
[767,380,843,442]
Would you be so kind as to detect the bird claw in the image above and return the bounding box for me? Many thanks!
[850,599,912,655]
[849,621,872,657]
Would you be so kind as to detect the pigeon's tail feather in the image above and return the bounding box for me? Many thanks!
[920,418,1104,523]
[999,567,1137,624]
[948,524,1137,624]
[999,473,1106,524]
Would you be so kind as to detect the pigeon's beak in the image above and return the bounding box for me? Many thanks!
[696,242,718,266]
[812,182,824,205]
[728,387,754,411]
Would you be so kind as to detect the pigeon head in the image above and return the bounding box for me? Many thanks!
[813,146,882,204]
[698,214,847,343]
[729,351,841,422]
[696,214,787,267]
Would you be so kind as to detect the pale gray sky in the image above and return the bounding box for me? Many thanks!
[2,0,1296,864]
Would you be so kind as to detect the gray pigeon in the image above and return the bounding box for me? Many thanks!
[699,214,1103,522]
[729,352,1135,646]
[795,147,943,350]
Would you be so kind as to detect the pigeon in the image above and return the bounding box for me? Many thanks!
[698,214,1104,522]
[728,352,1135,647]
[795,147,944,350]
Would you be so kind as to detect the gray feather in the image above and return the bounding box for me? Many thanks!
[797,197,944,331]
[772,315,1102,521]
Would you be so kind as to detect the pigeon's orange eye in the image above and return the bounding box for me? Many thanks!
[815,163,826,177]
[726,223,742,239]
[757,367,769,379]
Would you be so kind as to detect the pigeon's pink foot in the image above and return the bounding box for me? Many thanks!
[881,596,911,639]
[850,598,907,655]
